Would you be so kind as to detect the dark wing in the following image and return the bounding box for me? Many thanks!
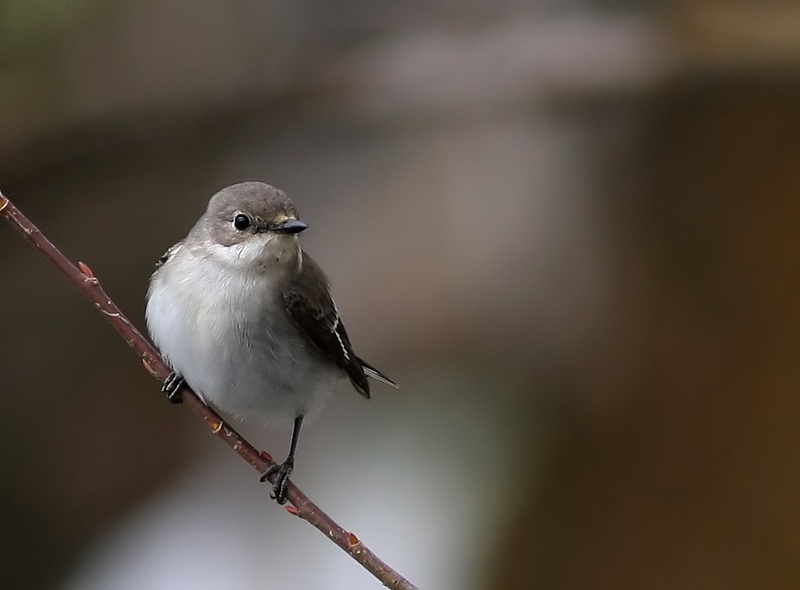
[283,253,371,397]
[154,242,183,271]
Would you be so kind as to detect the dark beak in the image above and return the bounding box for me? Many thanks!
[269,219,308,234]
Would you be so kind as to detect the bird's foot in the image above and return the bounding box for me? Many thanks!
[260,458,294,505]
[161,372,185,404]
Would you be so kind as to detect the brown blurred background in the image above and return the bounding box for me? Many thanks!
[2,2,800,589]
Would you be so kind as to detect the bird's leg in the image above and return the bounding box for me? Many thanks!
[161,372,185,404]
[260,414,304,504]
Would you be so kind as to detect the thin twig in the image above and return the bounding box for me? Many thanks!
[0,191,417,590]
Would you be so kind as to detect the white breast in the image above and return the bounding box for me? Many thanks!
[145,243,338,424]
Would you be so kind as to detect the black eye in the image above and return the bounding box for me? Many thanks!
[233,214,251,231]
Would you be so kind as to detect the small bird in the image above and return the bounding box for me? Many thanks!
[145,181,396,503]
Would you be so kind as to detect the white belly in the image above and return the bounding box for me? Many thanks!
[145,248,338,424]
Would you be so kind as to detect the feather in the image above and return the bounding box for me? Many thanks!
[282,252,385,397]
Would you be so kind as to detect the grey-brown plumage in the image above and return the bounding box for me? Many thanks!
[283,253,395,398]
[146,181,396,503]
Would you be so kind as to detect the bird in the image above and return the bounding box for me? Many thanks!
[145,181,396,503]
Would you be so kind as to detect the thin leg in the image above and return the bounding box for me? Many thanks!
[260,414,304,504]
[162,372,185,404]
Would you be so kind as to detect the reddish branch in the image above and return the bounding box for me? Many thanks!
[0,192,417,590]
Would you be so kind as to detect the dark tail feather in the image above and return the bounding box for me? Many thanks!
[360,358,399,389]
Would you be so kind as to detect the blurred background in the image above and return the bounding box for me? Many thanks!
[2,1,800,588]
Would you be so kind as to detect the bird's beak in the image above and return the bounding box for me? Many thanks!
[266,219,308,234]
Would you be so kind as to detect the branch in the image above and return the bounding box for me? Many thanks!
[0,192,417,590]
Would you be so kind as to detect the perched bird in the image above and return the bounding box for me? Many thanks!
[145,181,396,503]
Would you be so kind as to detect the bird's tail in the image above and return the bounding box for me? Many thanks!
[360,359,399,389]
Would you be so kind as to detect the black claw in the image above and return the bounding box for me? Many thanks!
[260,460,294,504]
[259,415,303,505]
[162,372,185,404]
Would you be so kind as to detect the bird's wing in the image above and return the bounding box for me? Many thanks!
[282,253,371,397]
[153,242,183,270]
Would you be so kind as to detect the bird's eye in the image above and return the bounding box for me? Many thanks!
[233,214,251,231]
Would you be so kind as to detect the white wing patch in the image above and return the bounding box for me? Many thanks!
[330,300,350,362]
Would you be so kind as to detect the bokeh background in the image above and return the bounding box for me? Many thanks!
[2,2,800,589]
